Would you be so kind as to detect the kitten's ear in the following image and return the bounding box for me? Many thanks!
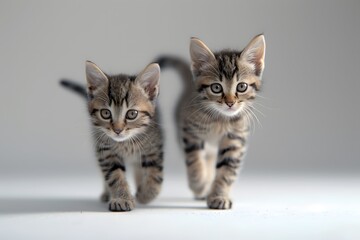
[190,37,216,73]
[85,61,108,91]
[240,34,266,78]
[135,63,160,101]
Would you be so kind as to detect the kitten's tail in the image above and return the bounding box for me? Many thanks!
[155,55,194,92]
[155,55,194,123]
[59,79,88,99]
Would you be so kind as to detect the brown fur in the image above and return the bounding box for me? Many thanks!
[65,61,164,211]
[176,35,266,209]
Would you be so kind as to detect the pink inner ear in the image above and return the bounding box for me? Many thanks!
[146,85,158,100]
[253,49,264,76]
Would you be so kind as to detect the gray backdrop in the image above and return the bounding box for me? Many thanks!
[1,0,359,178]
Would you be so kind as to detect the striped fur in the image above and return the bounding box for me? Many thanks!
[159,35,266,209]
[61,61,163,211]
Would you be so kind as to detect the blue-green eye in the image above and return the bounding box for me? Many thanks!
[237,82,248,92]
[100,109,111,119]
[210,83,222,93]
[126,109,138,120]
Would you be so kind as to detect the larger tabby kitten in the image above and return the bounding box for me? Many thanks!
[159,34,266,209]
[61,61,163,211]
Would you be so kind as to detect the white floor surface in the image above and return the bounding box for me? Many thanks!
[1,174,359,240]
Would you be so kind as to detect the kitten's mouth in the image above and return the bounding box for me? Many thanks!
[214,104,242,117]
[110,134,130,142]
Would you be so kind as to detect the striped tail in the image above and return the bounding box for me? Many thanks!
[59,79,88,99]
[155,55,194,123]
[155,55,194,93]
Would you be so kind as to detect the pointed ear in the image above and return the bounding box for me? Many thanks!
[85,61,108,92]
[135,63,160,101]
[240,34,266,78]
[190,37,216,73]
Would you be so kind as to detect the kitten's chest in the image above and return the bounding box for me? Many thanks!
[113,143,141,162]
[193,118,248,143]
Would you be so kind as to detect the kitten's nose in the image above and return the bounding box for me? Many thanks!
[113,128,122,135]
[226,102,235,107]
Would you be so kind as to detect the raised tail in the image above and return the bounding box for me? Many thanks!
[155,55,194,123]
[59,79,88,99]
[155,55,194,92]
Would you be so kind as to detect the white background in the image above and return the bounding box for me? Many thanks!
[1,1,359,239]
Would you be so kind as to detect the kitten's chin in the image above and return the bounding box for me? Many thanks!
[214,106,242,118]
[110,135,130,142]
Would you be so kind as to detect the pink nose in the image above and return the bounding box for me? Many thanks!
[113,128,122,135]
[226,102,234,107]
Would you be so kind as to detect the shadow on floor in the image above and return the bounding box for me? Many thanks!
[0,197,207,215]
[0,197,106,215]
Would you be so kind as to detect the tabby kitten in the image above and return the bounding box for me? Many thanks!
[61,61,163,212]
[159,34,266,209]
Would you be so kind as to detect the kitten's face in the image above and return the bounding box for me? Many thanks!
[86,62,160,142]
[190,35,266,119]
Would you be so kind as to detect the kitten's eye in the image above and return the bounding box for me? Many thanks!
[126,109,138,120]
[100,109,112,120]
[210,83,223,94]
[237,82,248,93]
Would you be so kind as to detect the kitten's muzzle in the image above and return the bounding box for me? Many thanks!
[113,128,123,135]
[225,101,235,107]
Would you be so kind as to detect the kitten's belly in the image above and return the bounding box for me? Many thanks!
[126,153,142,167]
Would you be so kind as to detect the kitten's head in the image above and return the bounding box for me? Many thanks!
[190,34,266,118]
[85,61,160,142]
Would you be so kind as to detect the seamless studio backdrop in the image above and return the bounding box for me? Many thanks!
[1,0,359,179]
[1,1,360,239]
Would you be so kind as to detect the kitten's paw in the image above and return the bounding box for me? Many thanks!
[100,192,110,202]
[108,198,135,212]
[190,182,210,200]
[136,185,160,204]
[207,196,232,210]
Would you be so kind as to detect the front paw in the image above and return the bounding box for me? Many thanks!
[108,198,135,212]
[207,195,232,210]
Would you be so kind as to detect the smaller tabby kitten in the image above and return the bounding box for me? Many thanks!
[159,34,266,209]
[61,61,163,211]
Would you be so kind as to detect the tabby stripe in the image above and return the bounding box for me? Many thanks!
[141,160,163,171]
[144,152,162,159]
[105,154,121,160]
[197,84,210,92]
[185,142,204,153]
[222,176,233,186]
[97,146,111,152]
[248,96,255,100]
[151,175,163,184]
[185,158,196,166]
[99,162,111,168]
[250,83,259,91]
[105,162,126,180]
[219,146,238,155]
[120,92,129,107]
[140,111,152,118]
[188,121,204,130]
[227,133,245,144]
[216,157,241,169]
[91,109,99,116]
[108,178,117,187]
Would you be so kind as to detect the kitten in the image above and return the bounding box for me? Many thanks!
[60,61,164,211]
[158,34,266,209]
